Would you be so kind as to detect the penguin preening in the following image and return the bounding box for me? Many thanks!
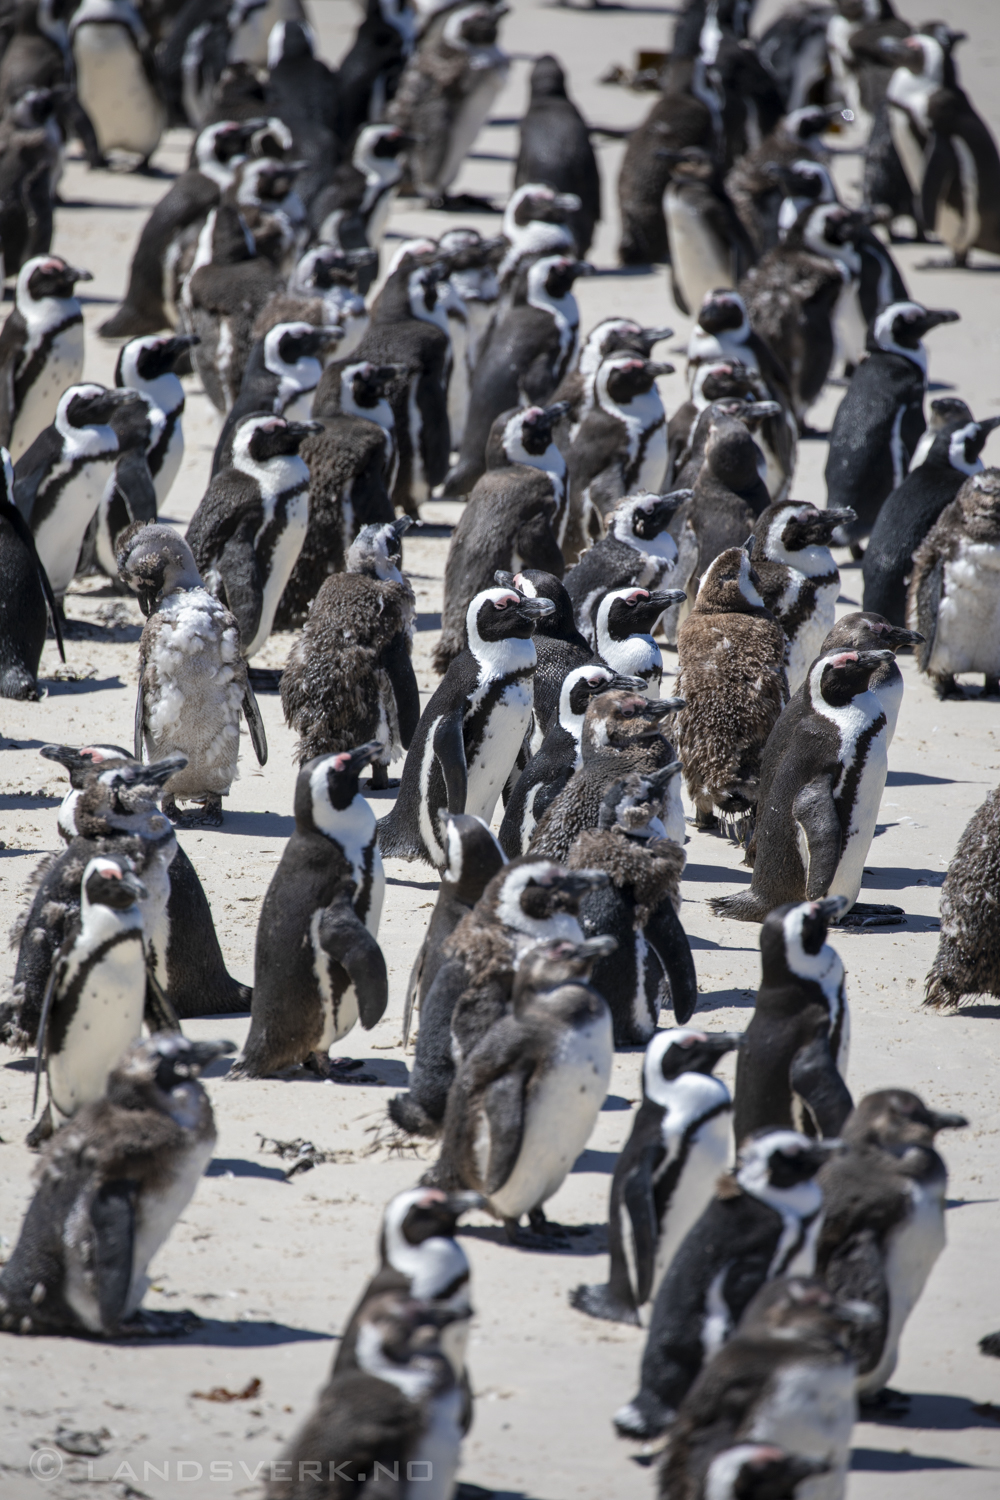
[0,254,90,463]
[750,501,855,694]
[231,746,389,1082]
[925,782,1000,1011]
[571,1028,741,1325]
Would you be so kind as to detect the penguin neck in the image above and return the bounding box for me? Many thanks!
[469,631,536,685]
[811,682,885,748]
[20,290,80,346]
[498,222,572,285]
[343,375,394,434]
[557,699,588,752]
[736,1159,823,1231]
[354,1322,438,1402]
[597,620,660,681]
[125,369,184,422]
[504,435,566,496]
[645,1065,730,1125]
[874,332,927,374]
[761,525,835,579]
[596,376,663,465]
[234,445,309,504]
[265,345,322,410]
[357,148,402,214]
[782,935,845,1011]
[948,426,983,476]
[887,63,938,131]
[384,1229,468,1300]
[527,273,577,359]
[80,892,144,942]
[688,325,757,383]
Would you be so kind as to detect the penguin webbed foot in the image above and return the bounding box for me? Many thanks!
[306,1052,378,1084]
[836,902,904,929]
[569,1282,641,1325]
[162,794,223,828]
[504,1208,588,1250]
[858,1385,911,1417]
[613,1392,676,1441]
[25,1103,54,1150]
[113,1306,203,1339]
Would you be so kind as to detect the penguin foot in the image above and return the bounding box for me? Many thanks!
[25,1104,54,1150]
[427,192,497,213]
[569,1283,641,1325]
[980,1331,1000,1358]
[368,765,397,791]
[984,676,1000,698]
[163,794,224,827]
[114,1307,203,1339]
[387,1092,442,1137]
[307,1053,378,1084]
[613,1392,676,1441]
[859,1386,910,1417]
[837,903,904,928]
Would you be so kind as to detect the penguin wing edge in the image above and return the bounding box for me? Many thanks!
[621,1144,662,1308]
[919,130,960,245]
[242,682,268,766]
[0,498,65,662]
[789,1032,853,1139]
[91,1179,138,1333]
[479,1066,529,1196]
[383,630,420,749]
[820,1225,889,1375]
[318,900,388,1032]
[791,777,841,901]
[646,899,698,1026]
[434,711,467,815]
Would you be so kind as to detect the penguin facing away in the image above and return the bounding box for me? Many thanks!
[924,781,1000,1010]
[0,449,65,699]
[0,254,90,463]
[661,146,756,318]
[571,1028,742,1325]
[515,54,601,255]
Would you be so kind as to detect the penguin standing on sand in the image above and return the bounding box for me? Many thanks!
[661,147,756,317]
[825,300,959,552]
[515,54,601,256]
[0,255,90,462]
[115,334,198,510]
[211,320,340,475]
[378,587,554,869]
[232,745,389,1082]
[750,501,856,694]
[0,1034,233,1338]
[925,782,1000,1011]
[734,899,854,1147]
[615,1130,834,1440]
[85,389,159,581]
[674,410,772,584]
[0,450,64,699]
[595,588,686,699]
[566,492,689,648]
[571,1028,742,1325]
[69,0,166,168]
[502,568,592,743]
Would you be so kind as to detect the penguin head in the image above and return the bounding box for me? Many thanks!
[576,318,642,377]
[949,418,1000,476]
[820,610,924,655]
[41,742,134,788]
[693,548,766,615]
[354,124,410,169]
[528,54,567,99]
[754,501,856,564]
[644,1028,743,1097]
[353,1291,459,1399]
[112,1033,236,1104]
[340,360,402,411]
[783,103,849,141]
[466,587,554,651]
[491,857,607,937]
[193,120,254,183]
[491,403,569,466]
[82,855,147,913]
[597,355,674,407]
[346,516,411,581]
[596,762,683,837]
[695,289,750,339]
[581,688,680,752]
[513,934,617,1000]
[9,85,58,129]
[265,321,341,378]
[440,812,506,894]
[531,255,590,301]
[613,491,687,547]
[117,524,204,614]
[505,183,581,229]
[694,361,757,405]
[443,2,504,48]
[233,157,303,212]
[17,254,91,306]
[736,1129,839,1195]
[761,898,847,992]
[56,383,128,438]
[381,1186,484,1269]
[794,202,867,262]
[560,666,646,727]
[872,301,959,360]
[703,1446,831,1500]
[768,156,835,207]
[841,1089,968,1150]
[501,569,575,639]
[598,587,686,641]
[235,413,321,466]
[292,245,377,293]
[810,648,896,707]
[299,745,384,826]
[116,334,199,388]
[878,31,948,83]
[738,1273,876,1346]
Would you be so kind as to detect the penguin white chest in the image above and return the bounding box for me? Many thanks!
[126,1128,216,1318]
[651,1100,731,1295]
[930,541,1000,678]
[487,1009,613,1220]
[32,451,118,597]
[73,24,166,158]
[829,720,888,908]
[858,1178,946,1395]
[244,486,310,657]
[665,188,735,312]
[785,576,839,694]
[10,322,85,463]
[747,1358,856,1500]
[464,678,533,825]
[48,934,146,1121]
[404,1385,464,1500]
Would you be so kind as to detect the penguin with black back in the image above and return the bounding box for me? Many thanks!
[500,567,591,744]
[616,82,714,267]
[114,334,199,509]
[378,587,555,869]
[750,501,856,694]
[594,587,687,700]
[0,446,64,698]
[0,88,62,279]
[565,492,689,648]
[668,361,754,485]
[263,19,339,212]
[309,123,409,263]
[515,54,600,256]
[863,412,1000,627]
[672,410,772,584]
[211,321,341,475]
[661,146,757,318]
[0,1033,234,1338]
[825,300,959,554]
[231,745,389,1082]
[336,0,413,145]
[0,254,90,462]
[82,388,159,581]
[925,782,1000,1011]
[615,1129,835,1440]
[571,1028,742,1326]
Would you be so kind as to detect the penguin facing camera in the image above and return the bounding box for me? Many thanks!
[427,933,615,1248]
[69,0,166,169]
[515,54,601,255]
[114,333,199,510]
[231,745,389,1082]
[281,518,419,789]
[211,320,342,475]
[0,254,90,463]
[594,586,686,699]
[377,587,555,869]
[614,1129,836,1441]
[0,1033,234,1337]
[925,782,1000,1011]
[571,1028,741,1325]
[615,88,713,267]
[751,501,855,693]
[0,446,65,699]
[566,491,690,650]
[118,522,267,826]
[660,146,757,318]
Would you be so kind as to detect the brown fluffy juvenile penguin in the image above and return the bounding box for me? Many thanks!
[924,784,1000,1009]
[281,519,418,789]
[677,547,789,833]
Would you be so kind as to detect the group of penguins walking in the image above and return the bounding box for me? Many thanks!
[2,0,1000,1495]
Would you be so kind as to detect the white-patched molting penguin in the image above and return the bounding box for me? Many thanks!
[443,254,589,499]
[500,567,592,745]
[615,1130,836,1441]
[864,409,999,627]
[387,857,605,1137]
[660,147,756,318]
[186,413,319,660]
[750,502,856,694]
[0,447,65,699]
[566,492,690,648]
[310,123,410,257]
[908,468,1000,699]
[378,587,554,869]
[672,410,772,589]
[114,334,199,511]
[712,649,899,927]
[594,587,687,699]
[0,1033,234,1338]
[734,898,854,1147]
[677,547,788,835]
[69,0,166,168]
[925,780,1000,1011]
[212,320,341,475]
[825,300,959,555]
[572,1028,741,1325]
[14,382,124,601]
[427,934,615,1247]
[499,666,646,859]
[529,689,684,863]
[0,255,90,463]
[231,745,389,1083]
[434,404,568,673]
[281,518,419,790]
[514,54,601,255]
[657,1277,865,1500]
[279,244,374,356]
[566,767,697,1043]
[118,522,267,827]
[403,813,506,1048]
[816,1089,967,1412]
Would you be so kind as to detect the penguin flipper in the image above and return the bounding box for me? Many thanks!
[31,961,60,1116]
[433,711,467,814]
[241,681,268,766]
[647,899,698,1026]
[134,678,145,761]
[920,132,959,247]
[91,1180,137,1333]
[0,311,26,444]
[0,497,64,662]
[318,897,388,1031]
[912,552,944,673]
[621,1146,661,1308]
[383,630,420,750]
[144,967,181,1036]
[789,1033,853,1139]
[218,532,264,658]
[402,940,426,1047]
[820,1225,889,1375]
[791,777,841,900]
[480,1067,529,1197]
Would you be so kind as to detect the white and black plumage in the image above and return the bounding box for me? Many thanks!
[673,411,772,586]
[434,404,567,673]
[566,492,689,648]
[281,518,419,787]
[615,1130,834,1440]
[572,1028,741,1325]
[281,244,374,354]
[226,154,308,274]
[925,782,1000,1010]
[494,182,579,305]
[428,934,615,1247]
[232,745,389,1081]
[662,146,757,318]
[552,317,673,455]
[817,1089,966,1406]
[118,523,267,826]
[69,0,165,167]
[908,468,1000,698]
[212,320,339,474]
[0,446,64,699]
[725,103,846,255]
[825,300,959,550]
[498,666,645,859]
[311,122,409,253]
[0,254,90,462]
[186,413,317,659]
[378,587,554,869]
[0,88,63,280]
[616,84,714,267]
[668,361,758,488]
[734,898,853,1147]
[501,567,592,744]
[14,382,123,599]
[515,54,600,256]
[114,333,198,510]
[84,388,159,581]
[593,587,685,700]
[750,502,855,694]
[864,413,1000,628]
[0,1033,233,1337]
[261,18,339,213]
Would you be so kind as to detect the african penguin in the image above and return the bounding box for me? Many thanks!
[750,502,855,693]
[69,0,166,168]
[85,388,159,582]
[211,320,340,475]
[0,449,65,699]
[675,409,772,586]
[502,567,592,744]
[494,182,579,303]
[661,146,756,318]
[925,782,1000,1010]
[283,244,373,355]
[565,492,689,648]
[594,587,686,699]
[311,122,409,254]
[0,254,90,462]
[114,333,198,510]
[514,54,600,255]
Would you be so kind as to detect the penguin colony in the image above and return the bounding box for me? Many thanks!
[0,0,999,1494]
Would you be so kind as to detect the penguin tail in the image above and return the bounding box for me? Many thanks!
[387,1091,442,1138]
[174,978,252,1019]
[98,302,165,341]
[709,889,771,924]
[569,1283,641,1326]
[922,962,965,1011]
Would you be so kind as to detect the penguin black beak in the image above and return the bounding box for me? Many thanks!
[647,697,685,716]
[541,399,572,424]
[640,325,674,351]
[66,266,93,283]
[885,625,925,649]
[915,308,960,335]
[515,596,556,623]
[605,674,648,693]
[645,361,676,378]
[341,741,384,774]
[167,334,200,357]
[125,753,188,788]
[702,1030,745,1056]
[40,743,93,771]
[120,870,148,902]
[800,507,856,544]
[746,400,782,419]
[814,895,850,921]
[646,589,687,611]
[494,569,517,590]
[927,1109,969,1132]
[553,192,582,213]
[650,757,683,780]
[391,516,413,540]
[555,868,609,897]
[283,420,324,443]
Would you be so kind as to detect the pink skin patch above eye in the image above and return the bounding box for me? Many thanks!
[494,592,520,610]
[95,862,122,879]
[625,590,649,605]
[332,753,353,772]
[830,652,859,668]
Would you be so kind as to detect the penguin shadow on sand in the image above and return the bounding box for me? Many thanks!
[854,1388,1000,1437]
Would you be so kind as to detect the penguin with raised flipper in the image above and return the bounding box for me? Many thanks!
[565,492,689,648]
[114,333,198,509]
[571,1028,741,1325]
[0,254,90,462]
[515,54,600,256]
[231,745,389,1083]
[751,501,856,694]
[211,320,340,475]
[0,446,64,699]
[614,1130,835,1441]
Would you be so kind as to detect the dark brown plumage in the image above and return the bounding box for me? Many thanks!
[671,411,772,584]
[925,785,1000,1008]
[739,231,843,429]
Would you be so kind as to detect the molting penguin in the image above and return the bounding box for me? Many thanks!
[211,320,340,475]
[571,1028,741,1325]
[594,587,686,699]
[824,300,959,552]
[0,1033,233,1337]
[925,782,1000,1010]
[69,0,166,168]
[515,54,600,256]
[615,1130,834,1440]
[750,502,855,693]
[565,492,689,648]
[0,254,90,462]
[378,587,553,869]
[231,745,389,1081]
[0,448,64,698]
[725,103,847,254]
[677,547,789,834]
[186,414,319,659]
[734,899,853,1147]
[661,146,756,317]
[114,334,199,509]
